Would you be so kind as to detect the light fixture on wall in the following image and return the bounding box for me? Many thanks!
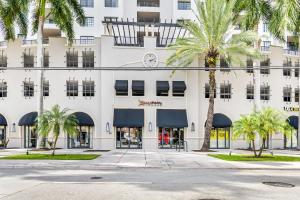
[148,122,153,132]
[11,123,16,132]
[106,122,111,134]
[191,122,195,132]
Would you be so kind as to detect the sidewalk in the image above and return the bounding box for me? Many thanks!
[0,149,300,170]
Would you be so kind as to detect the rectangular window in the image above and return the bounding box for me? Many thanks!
[43,81,49,97]
[23,81,34,97]
[295,88,299,103]
[82,81,95,97]
[246,84,254,100]
[260,56,270,75]
[82,50,94,68]
[137,0,160,7]
[80,36,95,45]
[283,87,292,102]
[261,41,271,51]
[260,85,270,101]
[105,0,118,7]
[0,82,7,98]
[43,50,49,68]
[204,57,209,71]
[132,80,145,96]
[66,80,78,97]
[283,57,292,76]
[205,83,216,98]
[295,60,299,77]
[80,0,94,7]
[82,17,94,27]
[66,49,78,68]
[23,50,34,68]
[178,1,191,10]
[263,22,268,32]
[246,58,254,73]
[220,57,230,72]
[220,83,231,99]
[0,51,7,68]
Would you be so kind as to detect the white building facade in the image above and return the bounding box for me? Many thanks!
[0,0,299,151]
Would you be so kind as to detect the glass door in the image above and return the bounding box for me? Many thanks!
[116,127,142,149]
[24,126,37,148]
[68,126,91,148]
[158,128,184,149]
[285,130,298,149]
[210,128,230,149]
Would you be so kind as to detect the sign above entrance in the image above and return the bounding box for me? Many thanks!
[138,100,162,107]
[284,107,300,112]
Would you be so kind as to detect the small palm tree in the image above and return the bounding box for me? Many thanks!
[166,0,260,151]
[37,105,78,155]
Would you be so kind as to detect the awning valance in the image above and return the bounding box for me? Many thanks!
[172,81,186,92]
[205,113,232,128]
[18,112,38,126]
[288,116,298,130]
[156,81,170,92]
[132,81,144,91]
[115,80,128,92]
[157,109,188,128]
[113,109,144,128]
[0,114,7,126]
[73,112,94,126]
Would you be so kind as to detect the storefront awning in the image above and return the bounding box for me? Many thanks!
[115,80,128,92]
[132,81,144,91]
[113,109,144,128]
[18,112,38,126]
[288,116,298,130]
[0,114,7,126]
[73,112,94,126]
[205,113,232,128]
[157,109,188,128]
[172,81,186,92]
[157,81,170,92]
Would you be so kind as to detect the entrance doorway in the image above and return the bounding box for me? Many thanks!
[210,128,230,149]
[68,126,91,148]
[285,131,298,149]
[158,127,184,149]
[116,127,142,149]
[24,126,37,148]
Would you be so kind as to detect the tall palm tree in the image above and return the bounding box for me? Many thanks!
[166,0,261,151]
[37,105,78,155]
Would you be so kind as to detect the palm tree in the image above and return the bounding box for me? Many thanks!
[37,105,78,155]
[166,0,261,151]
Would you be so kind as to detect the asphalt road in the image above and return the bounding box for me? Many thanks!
[0,168,299,200]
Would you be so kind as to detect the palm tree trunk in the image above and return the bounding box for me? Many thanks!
[52,135,59,156]
[36,16,45,149]
[251,139,258,157]
[201,64,216,151]
[258,144,264,157]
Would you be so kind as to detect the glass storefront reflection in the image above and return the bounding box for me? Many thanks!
[210,128,230,149]
[116,127,142,149]
[68,126,91,149]
[24,126,37,148]
[158,127,184,149]
[285,130,298,149]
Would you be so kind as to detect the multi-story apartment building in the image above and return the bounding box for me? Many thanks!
[0,0,298,150]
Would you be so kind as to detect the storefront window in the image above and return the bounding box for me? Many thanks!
[116,127,142,149]
[68,126,91,148]
[158,127,184,149]
[285,130,297,149]
[0,126,6,147]
[210,128,230,149]
[24,126,37,148]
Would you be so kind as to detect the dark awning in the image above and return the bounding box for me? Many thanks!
[18,112,38,126]
[157,109,188,128]
[172,81,186,92]
[113,109,144,128]
[205,113,232,128]
[115,80,128,91]
[157,81,170,92]
[132,81,144,91]
[0,114,7,126]
[288,116,298,130]
[73,112,94,126]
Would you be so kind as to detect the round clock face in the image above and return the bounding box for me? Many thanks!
[142,53,159,67]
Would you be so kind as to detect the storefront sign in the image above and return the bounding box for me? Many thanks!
[284,107,300,112]
[138,100,162,107]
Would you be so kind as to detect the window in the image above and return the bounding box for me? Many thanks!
[105,0,118,7]
[66,80,78,97]
[260,84,270,101]
[260,56,270,75]
[80,0,94,7]
[156,81,169,96]
[82,50,94,68]
[80,36,95,45]
[283,87,292,102]
[0,51,7,68]
[83,81,95,97]
[132,80,145,96]
[178,1,191,10]
[295,60,299,77]
[220,57,230,72]
[246,84,254,100]
[23,81,34,97]
[0,82,7,98]
[43,50,49,68]
[43,81,49,97]
[204,57,209,71]
[172,81,186,97]
[220,83,231,99]
[66,49,78,68]
[283,57,292,76]
[261,41,271,51]
[263,22,268,32]
[23,49,34,68]
[82,17,94,27]
[115,80,128,96]
[295,88,299,103]
[205,83,216,98]
[246,58,254,73]
[137,0,160,7]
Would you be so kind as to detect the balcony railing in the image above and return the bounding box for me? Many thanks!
[137,1,160,7]
[284,49,299,56]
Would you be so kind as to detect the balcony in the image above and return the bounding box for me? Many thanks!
[137,0,160,7]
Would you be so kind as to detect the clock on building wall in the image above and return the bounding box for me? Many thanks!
[142,52,159,68]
